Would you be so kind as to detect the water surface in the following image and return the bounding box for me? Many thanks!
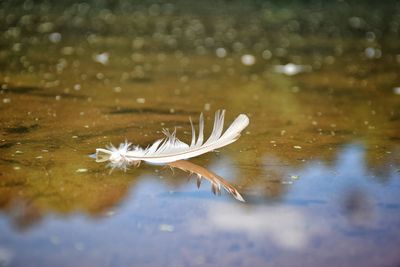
[0,1,400,266]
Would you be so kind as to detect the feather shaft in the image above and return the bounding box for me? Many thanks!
[123,110,249,164]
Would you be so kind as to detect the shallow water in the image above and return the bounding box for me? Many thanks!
[1,1,400,267]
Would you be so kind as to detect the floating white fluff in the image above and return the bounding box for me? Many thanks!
[95,110,249,167]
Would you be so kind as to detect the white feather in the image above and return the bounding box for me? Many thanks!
[95,110,249,165]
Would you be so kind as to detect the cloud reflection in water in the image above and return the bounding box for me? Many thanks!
[190,203,327,250]
[189,143,399,251]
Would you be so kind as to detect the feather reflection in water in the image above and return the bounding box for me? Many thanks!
[167,160,245,202]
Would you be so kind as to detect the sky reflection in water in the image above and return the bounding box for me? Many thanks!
[1,143,399,267]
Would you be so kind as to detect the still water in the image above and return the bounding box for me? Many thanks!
[1,1,400,266]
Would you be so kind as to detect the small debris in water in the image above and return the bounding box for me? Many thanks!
[204,103,211,111]
[76,168,88,173]
[348,16,365,29]
[294,145,302,149]
[241,54,256,66]
[49,32,62,43]
[103,210,115,217]
[136,98,146,104]
[365,47,382,59]
[159,224,174,232]
[13,166,21,170]
[393,87,400,95]
[274,63,311,76]
[36,156,43,159]
[93,52,110,65]
[2,98,11,104]
[216,47,227,58]
[38,22,54,33]
[290,175,300,180]
[96,73,104,80]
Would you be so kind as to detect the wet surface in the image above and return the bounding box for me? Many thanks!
[1,1,400,266]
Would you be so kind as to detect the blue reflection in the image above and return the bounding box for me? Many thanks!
[287,143,399,203]
[0,143,399,266]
